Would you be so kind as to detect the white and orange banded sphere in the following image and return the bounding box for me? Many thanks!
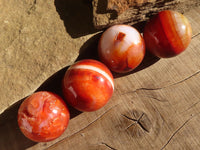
[62,59,114,112]
[98,25,145,73]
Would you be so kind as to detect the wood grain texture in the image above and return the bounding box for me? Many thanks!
[1,1,200,150]
[93,0,200,29]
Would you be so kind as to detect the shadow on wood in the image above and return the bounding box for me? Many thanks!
[113,51,160,78]
[0,98,37,150]
[133,21,147,33]
[54,0,97,38]
[0,66,82,150]
[36,66,82,118]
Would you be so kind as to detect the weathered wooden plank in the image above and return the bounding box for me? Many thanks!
[33,6,200,150]
[93,0,200,29]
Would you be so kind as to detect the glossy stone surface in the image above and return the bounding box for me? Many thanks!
[62,59,114,112]
[98,25,145,73]
[18,91,70,142]
[143,10,192,58]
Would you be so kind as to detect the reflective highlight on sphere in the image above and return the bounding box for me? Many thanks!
[62,59,114,112]
[143,10,192,58]
[98,25,145,73]
[18,91,70,142]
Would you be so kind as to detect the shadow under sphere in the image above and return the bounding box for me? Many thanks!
[0,98,37,150]
[0,66,82,150]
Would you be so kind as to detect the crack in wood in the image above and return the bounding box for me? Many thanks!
[138,120,150,133]
[126,122,137,130]
[47,103,119,149]
[192,32,200,39]
[122,114,138,122]
[168,70,200,87]
[122,113,150,132]
[146,96,168,102]
[101,142,117,150]
[180,99,200,113]
[122,70,200,95]
[122,114,139,130]
[160,113,199,150]
[160,120,189,150]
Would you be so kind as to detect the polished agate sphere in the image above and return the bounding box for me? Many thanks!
[98,25,145,73]
[62,59,114,112]
[143,10,192,58]
[18,91,70,142]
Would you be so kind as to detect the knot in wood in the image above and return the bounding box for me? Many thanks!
[122,109,152,138]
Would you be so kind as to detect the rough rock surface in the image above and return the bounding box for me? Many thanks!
[0,0,96,114]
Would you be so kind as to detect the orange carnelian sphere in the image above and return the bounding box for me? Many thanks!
[18,91,70,142]
[143,10,192,58]
[98,25,145,73]
[62,59,114,112]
